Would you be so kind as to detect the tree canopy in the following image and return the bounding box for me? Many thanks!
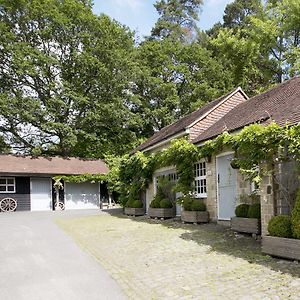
[0,0,299,158]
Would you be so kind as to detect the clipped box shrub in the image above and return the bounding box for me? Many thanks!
[268,215,292,238]
[182,195,193,211]
[132,200,143,208]
[160,199,173,208]
[292,189,300,239]
[191,200,206,211]
[125,199,135,208]
[235,204,250,217]
[247,203,261,219]
[150,199,161,208]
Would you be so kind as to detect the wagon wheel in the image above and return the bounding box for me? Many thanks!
[0,198,17,212]
[55,201,65,211]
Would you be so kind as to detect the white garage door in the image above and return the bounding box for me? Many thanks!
[31,178,52,211]
[65,182,100,210]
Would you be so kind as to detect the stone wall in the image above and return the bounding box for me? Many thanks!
[206,157,217,220]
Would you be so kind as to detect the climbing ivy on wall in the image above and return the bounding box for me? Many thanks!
[53,122,300,205]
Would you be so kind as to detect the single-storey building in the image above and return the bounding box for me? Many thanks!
[136,76,300,233]
[136,87,249,217]
[0,155,109,212]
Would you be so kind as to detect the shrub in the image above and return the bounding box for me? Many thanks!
[160,199,173,208]
[125,199,135,208]
[291,189,300,239]
[235,204,250,217]
[182,195,194,211]
[268,215,292,238]
[247,203,261,219]
[191,200,206,211]
[150,199,161,208]
[132,200,143,208]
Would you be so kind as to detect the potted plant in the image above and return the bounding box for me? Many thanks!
[180,194,209,224]
[124,199,145,216]
[231,194,261,235]
[148,178,175,219]
[262,190,300,260]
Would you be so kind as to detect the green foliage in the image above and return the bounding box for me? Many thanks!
[150,199,161,208]
[268,215,292,238]
[159,138,200,194]
[191,200,206,211]
[132,200,143,209]
[235,204,250,217]
[160,199,173,208]
[181,194,194,211]
[151,0,203,42]
[291,189,300,239]
[0,0,136,156]
[247,203,261,219]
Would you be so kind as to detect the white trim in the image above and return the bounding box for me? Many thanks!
[187,87,248,129]
[141,131,187,153]
[216,151,234,158]
[0,177,16,194]
[194,160,207,198]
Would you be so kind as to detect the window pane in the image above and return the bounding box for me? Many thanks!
[7,186,14,191]
[7,179,14,184]
[0,179,6,184]
[0,186,6,191]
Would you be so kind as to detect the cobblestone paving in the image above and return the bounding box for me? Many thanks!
[57,213,300,300]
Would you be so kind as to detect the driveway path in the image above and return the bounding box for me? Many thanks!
[58,214,300,300]
[0,210,125,300]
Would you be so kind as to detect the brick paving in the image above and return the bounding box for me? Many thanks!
[57,212,300,300]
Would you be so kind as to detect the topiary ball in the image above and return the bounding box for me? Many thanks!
[132,200,143,208]
[191,200,206,211]
[182,196,193,211]
[160,199,173,208]
[291,189,300,239]
[268,215,292,238]
[235,204,250,218]
[150,199,161,208]
[125,199,135,208]
[247,203,261,219]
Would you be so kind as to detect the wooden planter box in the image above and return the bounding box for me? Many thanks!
[262,236,300,261]
[124,207,145,216]
[231,217,261,234]
[181,211,209,223]
[148,207,175,219]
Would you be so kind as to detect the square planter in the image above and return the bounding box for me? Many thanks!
[231,217,261,234]
[181,211,209,223]
[124,207,145,216]
[148,207,175,219]
[262,236,300,261]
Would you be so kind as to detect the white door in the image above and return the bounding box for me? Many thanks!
[65,182,100,210]
[31,178,52,211]
[217,154,237,220]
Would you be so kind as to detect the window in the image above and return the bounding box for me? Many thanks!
[194,161,207,197]
[154,171,178,193]
[0,177,16,193]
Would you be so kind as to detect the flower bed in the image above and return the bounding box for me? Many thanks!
[124,207,145,216]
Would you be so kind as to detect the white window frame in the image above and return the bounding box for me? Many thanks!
[194,160,207,198]
[0,177,16,193]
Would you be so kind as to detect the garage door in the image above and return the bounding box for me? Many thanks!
[65,182,100,210]
[31,178,52,211]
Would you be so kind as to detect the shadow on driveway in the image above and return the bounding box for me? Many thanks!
[104,209,300,278]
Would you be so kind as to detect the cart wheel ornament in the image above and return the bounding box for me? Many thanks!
[55,202,65,211]
[0,198,17,212]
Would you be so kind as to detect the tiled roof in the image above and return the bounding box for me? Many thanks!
[0,155,109,175]
[192,76,300,144]
[136,88,244,152]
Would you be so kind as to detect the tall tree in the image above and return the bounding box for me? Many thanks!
[151,0,203,42]
[0,0,136,157]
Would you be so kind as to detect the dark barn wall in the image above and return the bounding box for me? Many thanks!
[0,177,31,211]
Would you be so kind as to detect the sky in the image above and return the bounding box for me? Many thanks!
[92,0,234,38]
